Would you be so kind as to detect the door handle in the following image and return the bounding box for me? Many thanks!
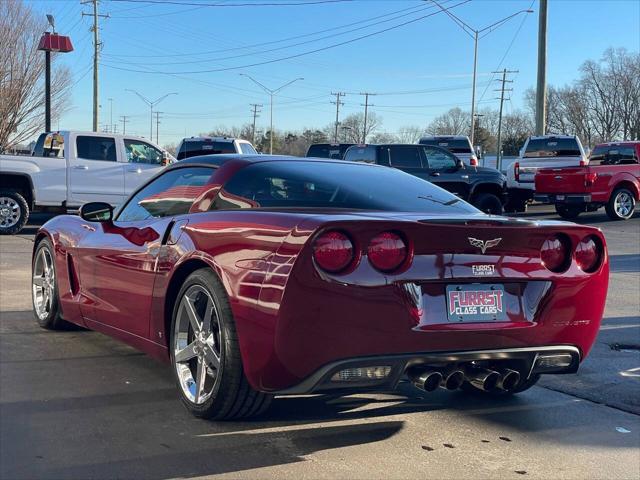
[430,172,441,177]
[74,165,88,170]
[128,167,142,173]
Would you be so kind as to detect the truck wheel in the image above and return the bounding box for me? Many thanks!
[504,199,527,214]
[474,193,504,215]
[555,205,582,220]
[0,189,29,235]
[605,188,635,220]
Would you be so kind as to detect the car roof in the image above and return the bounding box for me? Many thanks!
[173,153,370,169]
[180,136,238,143]
[594,141,640,147]
[419,135,468,140]
[308,143,355,146]
[528,135,576,140]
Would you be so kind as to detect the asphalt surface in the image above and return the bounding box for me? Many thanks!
[1,207,639,480]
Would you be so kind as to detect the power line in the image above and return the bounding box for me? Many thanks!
[99,0,470,75]
[107,0,354,7]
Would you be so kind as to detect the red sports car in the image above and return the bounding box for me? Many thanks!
[32,155,609,419]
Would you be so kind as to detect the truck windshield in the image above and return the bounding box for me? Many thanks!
[524,138,581,158]
[177,141,236,160]
[419,138,472,154]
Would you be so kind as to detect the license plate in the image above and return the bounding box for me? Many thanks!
[446,284,507,322]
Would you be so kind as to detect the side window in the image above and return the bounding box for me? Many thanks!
[116,167,214,222]
[344,146,377,164]
[619,147,638,164]
[124,139,163,165]
[76,136,117,162]
[42,133,64,158]
[589,146,607,166]
[388,146,422,168]
[423,146,457,170]
[239,143,257,154]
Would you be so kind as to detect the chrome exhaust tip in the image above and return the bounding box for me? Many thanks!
[467,367,500,392]
[441,370,465,390]
[411,370,443,392]
[496,368,521,392]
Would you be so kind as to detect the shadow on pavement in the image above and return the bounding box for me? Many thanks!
[609,254,640,273]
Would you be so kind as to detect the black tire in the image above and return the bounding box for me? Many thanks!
[504,199,527,214]
[555,204,582,220]
[0,189,29,235]
[460,374,540,396]
[605,188,636,221]
[474,193,504,215]
[170,268,272,420]
[32,238,69,330]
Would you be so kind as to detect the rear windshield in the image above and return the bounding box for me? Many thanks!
[419,138,471,154]
[524,138,581,158]
[214,160,478,214]
[306,144,353,159]
[177,140,236,160]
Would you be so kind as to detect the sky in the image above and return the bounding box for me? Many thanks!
[28,0,640,147]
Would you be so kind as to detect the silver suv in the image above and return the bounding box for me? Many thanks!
[418,135,478,166]
[176,136,257,160]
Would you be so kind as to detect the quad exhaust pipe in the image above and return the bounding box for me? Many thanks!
[410,367,521,393]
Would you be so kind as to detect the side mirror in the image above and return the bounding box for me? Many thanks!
[161,151,171,166]
[80,202,113,222]
[455,158,464,169]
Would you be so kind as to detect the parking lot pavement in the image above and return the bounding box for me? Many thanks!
[1,209,639,479]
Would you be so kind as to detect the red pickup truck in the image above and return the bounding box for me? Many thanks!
[535,141,639,220]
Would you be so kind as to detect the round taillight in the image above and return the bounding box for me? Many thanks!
[313,230,354,273]
[368,231,408,272]
[575,236,601,272]
[540,235,570,272]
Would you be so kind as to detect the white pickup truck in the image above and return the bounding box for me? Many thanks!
[0,131,174,234]
[505,135,588,212]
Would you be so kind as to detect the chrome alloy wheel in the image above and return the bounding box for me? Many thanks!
[0,196,21,229]
[32,247,55,320]
[173,284,222,405]
[614,191,634,218]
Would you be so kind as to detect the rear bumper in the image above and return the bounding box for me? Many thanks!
[535,193,592,204]
[274,345,581,394]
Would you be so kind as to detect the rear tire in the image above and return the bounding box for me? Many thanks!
[32,238,69,330]
[0,189,29,235]
[474,193,504,215]
[170,268,272,420]
[461,374,540,396]
[555,204,582,220]
[605,188,635,220]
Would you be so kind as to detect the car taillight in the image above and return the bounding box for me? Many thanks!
[367,231,409,272]
[470,156,478,166]
[584,171,598,187]
[540,234,570,272]
[514,162,520,182]
[313,230,354,273]
[575,236,602,272]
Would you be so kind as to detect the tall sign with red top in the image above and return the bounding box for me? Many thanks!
[37,30,73,132]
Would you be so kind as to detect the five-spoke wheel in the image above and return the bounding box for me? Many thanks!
[32,239,67,329]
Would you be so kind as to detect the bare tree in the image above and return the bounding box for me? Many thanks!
[426,107,469,135]
[339,112,381,143]
[0,0,72,150]
[396,125,423,143]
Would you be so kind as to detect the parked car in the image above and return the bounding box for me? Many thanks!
[0,131,173,235]
[418,135,478,166]
[176,136,257,160]
[305,143,355,159]
[33,154,608,419]
[535,141,639,220]
[343,143,506,214]
[506,135,588,212]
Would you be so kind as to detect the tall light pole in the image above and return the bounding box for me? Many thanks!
[108,97,114,132]
[125,90,177,142]
[535,0,548,135]
[240,74,303,154]
[430,1,533,145]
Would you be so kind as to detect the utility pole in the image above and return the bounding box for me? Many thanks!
[155,112,162,145]
[250,103,262,145]
[120,115,128,134]
[360,92,376,144]
[494,68,518,171]
[108,97,114,133]
[82,0,108,132]
[331,92,345,143]
[535,0,548,135]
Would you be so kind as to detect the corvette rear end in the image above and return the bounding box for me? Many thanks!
[243,214,608,396]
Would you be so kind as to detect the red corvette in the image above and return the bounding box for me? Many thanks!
[32,155,609,419]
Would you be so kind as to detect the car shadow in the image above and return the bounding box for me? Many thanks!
[609,253,640,273]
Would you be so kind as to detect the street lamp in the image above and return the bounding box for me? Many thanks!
[125,89,177,142]
[430,1,533,145]
[240,74,303,154]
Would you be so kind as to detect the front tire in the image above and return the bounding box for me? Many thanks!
[170,268,272,420]
[555,204,582,220]
[0,189,29,235]
[32,238,68,329]
[474,193,504,215]
[605,188,635,220]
